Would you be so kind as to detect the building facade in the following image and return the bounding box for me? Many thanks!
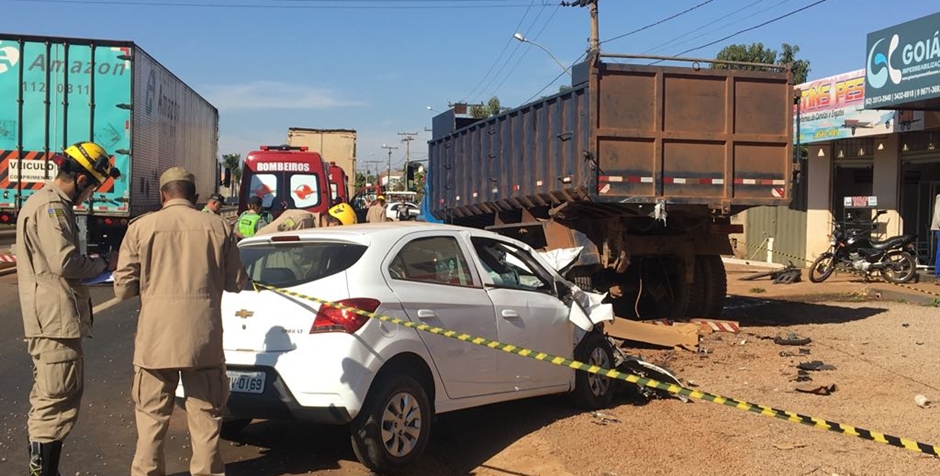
[742,12,940,273]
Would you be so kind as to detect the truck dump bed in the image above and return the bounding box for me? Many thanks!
[428,60,793,221]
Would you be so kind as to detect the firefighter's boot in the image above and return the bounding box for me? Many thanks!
[28,441,62,476]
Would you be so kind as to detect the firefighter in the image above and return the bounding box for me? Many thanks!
[201,193,225,215]
[366,195,389,223]
[113,166,247,476]
[254,203,358,236]
[234,196,269,238]
[16,141,120,476]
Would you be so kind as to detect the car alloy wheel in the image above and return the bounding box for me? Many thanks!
[587,346,611,397]
[381,391,423,457]
[350,374,432,474]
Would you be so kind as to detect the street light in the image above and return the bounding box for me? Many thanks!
[513,32,570,77]
[426,106,439,113]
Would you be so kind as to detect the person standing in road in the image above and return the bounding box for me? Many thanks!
[201,193,225,215]
[366,195,388,223]
[16,141,120,476]
[113,167,247,476]
[932,193,940,279]
[235,195,268,238]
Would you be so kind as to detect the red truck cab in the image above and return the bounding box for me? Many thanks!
[239,145,333,218]
[327,161,350,205]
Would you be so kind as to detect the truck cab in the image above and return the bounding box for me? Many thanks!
[327,162,349,205]
[239,145,332,218]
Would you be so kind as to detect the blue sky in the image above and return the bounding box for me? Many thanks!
[5,0,936,174]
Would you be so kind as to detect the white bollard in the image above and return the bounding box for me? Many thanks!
[766,237,775,264]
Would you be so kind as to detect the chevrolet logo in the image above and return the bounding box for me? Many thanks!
[235,309,254,319]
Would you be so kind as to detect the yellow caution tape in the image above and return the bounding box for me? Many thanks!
[738,240,940,299]
[252,281,940,458]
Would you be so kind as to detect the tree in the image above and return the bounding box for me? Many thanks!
[712,42,811,84]
[221,153,242,198]
[469,96,508,119]
[355,171,367,191]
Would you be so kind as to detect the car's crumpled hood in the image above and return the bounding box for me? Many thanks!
[568,286,614,332]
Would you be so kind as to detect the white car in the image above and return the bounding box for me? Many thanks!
[386,201,420,221]
[204,223,615,473]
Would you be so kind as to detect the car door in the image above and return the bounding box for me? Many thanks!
[470,236,572,391]
[383,231,502,399]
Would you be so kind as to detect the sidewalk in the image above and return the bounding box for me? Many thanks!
[723,259,940,305]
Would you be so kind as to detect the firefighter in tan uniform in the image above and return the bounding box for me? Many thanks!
[15,141,120,476]
[113,167,247,476]
[253,202,357,236]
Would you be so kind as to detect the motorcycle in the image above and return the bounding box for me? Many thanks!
[809,214,917,284]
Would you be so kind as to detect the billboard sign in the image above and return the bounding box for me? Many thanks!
[795,69,924,144]
[864,12,940,108]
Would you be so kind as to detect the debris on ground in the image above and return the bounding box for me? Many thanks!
[739,261,802,284]
[606,318,699,350]
[616,355,690,403]
[797,361,836,371]
[772,443,808,451]
[914,395,931,408]
[774,331,812,346]
[591,411,621,425]
[795,383,837,395]
[689,318,741,334]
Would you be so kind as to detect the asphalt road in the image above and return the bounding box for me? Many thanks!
[0,272,585,476]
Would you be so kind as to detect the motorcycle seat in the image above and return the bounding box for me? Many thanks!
[869,234,915,250]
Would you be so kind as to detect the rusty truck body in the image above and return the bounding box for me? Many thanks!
[428,56,794,319]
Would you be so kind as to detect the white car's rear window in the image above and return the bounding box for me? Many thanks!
[241,242,367,288]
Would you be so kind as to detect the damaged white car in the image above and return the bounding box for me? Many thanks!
[209,222,616,474]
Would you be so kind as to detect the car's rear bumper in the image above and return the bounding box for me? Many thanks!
[223,364,353,424]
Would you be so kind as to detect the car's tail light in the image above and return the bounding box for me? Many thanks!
[311,298,381,334]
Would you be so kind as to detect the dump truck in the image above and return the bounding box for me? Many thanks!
[287,128,356,198]
[0,34,219,254]
[428,55,795,319]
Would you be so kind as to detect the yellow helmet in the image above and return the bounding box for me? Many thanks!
[63,142,121,184]
[328,203,357,226]
[376,195,386,201]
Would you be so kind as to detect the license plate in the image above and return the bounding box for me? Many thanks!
[227,370,265,394]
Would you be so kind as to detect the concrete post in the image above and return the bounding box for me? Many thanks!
[805,144,833,265]
[872,134,901,239]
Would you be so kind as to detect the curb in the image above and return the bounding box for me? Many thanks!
[866,286,940,306]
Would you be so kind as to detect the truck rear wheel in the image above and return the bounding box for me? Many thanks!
[700,255,727,318]
[683,258,706,319]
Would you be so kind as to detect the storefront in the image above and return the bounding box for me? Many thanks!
[746,13,940,271]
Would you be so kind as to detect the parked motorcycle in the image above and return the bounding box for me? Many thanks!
[809,216,917,284]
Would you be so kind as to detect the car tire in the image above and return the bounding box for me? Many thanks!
[572,332,615,409]
[220,418,251,439]
[350,374,432,474]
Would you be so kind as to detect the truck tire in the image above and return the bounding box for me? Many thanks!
[700,255,727,318]
[683,258,707,319]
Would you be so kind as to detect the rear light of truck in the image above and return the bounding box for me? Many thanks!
[0,213,10,223]
[311,298,381,334]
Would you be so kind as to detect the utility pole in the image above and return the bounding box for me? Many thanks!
[398,131,418,192]
[381,144,398,192]
[563,0,599,58]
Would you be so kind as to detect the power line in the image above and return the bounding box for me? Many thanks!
[464,0,538,101]
[477,3,550,101]
[599,0,720,45]
[489,3,561,98]
[644,0,799,56]
[521,51,585,105]
[642,0,766,54]
[18,0,553,8]
[665,0,832,59]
